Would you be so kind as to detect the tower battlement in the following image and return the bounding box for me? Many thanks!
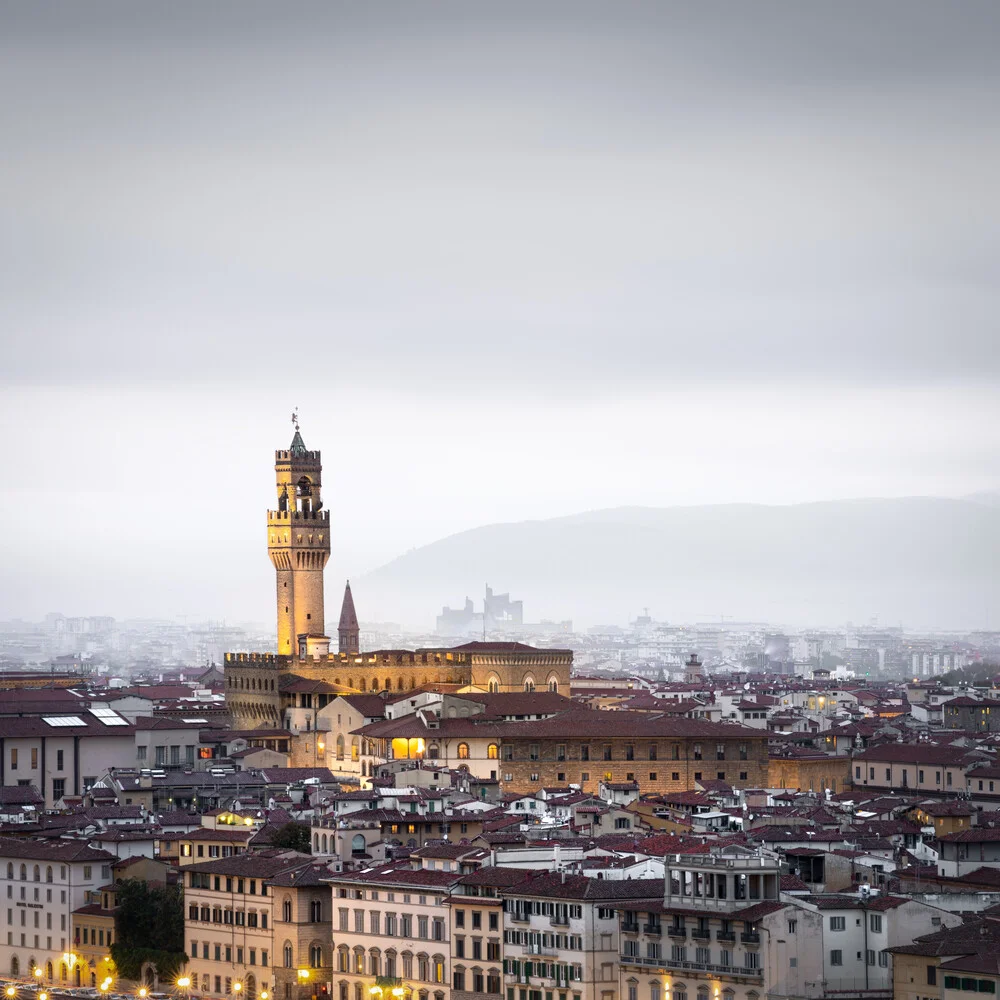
[224,651,289,668]
[274,449,321,462]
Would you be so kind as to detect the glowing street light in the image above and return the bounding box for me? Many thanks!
[233,983,243,994]
[6,987,17,998]
[297,972,310,982]
[177,980,192,990]
[32,970,42,981]
[38,993,47,1000]
[260,993,269,1000]
[138,989,149,998]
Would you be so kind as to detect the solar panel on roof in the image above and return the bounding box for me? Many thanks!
[43,716,86,727]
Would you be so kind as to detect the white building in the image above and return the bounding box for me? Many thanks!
[0,837,115,982]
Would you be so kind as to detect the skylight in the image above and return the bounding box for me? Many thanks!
[90,707,129,726]
[43,716,86,727]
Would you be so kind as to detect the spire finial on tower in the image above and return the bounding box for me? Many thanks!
[289,408,307,455]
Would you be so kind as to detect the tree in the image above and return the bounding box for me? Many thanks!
[268,821,312,853]
[111,878,186,979]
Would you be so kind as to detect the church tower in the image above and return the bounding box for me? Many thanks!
[338,580,360,654]
[267,421,331,655]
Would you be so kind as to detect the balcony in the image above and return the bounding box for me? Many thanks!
[643,924,663,936]
[620,955,762,980]
[716,931,735,942]
[740,932,760,944]
[622,922,640,935]
[691,929,711,941]
[667,927,687,939]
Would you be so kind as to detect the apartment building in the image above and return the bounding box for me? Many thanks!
[796,894,961,996]
[325,861,464,1000]
[0,837,114,983]
[851,746,975,796]
[615,853,816,1000]
[183,850,313,1000]
[1,714,138,808]
[498,713,769,796]
[500,872,663,1000]
[266,863,334,1000]
[449,868,531,1000]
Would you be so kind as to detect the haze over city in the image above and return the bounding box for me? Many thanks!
[1,1,998,628]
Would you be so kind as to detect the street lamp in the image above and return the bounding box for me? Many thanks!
[33,969,42,982]
[233,983,243,995]
[5,987,17,998]
[297,972,310,982]
[138,988,149,998]
[260,993,269,1000]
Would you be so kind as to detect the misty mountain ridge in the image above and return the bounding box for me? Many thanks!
[359,495,999,631]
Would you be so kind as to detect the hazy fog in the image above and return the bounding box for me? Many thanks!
[1,2,998,625]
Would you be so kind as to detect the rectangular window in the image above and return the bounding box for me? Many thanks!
[830,916,846,931]
[830,950,843,967]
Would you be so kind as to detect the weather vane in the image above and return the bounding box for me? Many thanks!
[291,408,300,432]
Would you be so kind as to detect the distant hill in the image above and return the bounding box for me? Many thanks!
[358,497,999,630]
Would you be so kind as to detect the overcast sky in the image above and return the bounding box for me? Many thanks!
[1,1,998,623]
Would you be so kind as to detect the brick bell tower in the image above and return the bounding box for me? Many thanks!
[268,415,331,656]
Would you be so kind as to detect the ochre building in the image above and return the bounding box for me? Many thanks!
[225,428,571,729]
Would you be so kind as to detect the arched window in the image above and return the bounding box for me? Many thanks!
[33,865,40,882]
[338,947,349,973]
[5,863,12,879]
[428,745,440,759]
[697,988,709,1000]
[457,743,470,760]
[673,984,687,1000]
[310,945,323,968]
[20,864,27,880]
[487,679,499,694]
[548,678,559,693]
[351,834,366,854]
[336,735,345,761]
[523,679,535,693]
[245,975,256,1000]
[283,943,293,967]
[313,834,319,852]
[11,957,19,977]
[321,835,329,853]
[650,983,661,1000]
[372,678,380,692]
[45,866,53,884]
[351,739,359,762]
[46,962,53,980]
[354,948,365,974]
[487,744,499,759]
[282,898,292,922]
[369,950,381,976]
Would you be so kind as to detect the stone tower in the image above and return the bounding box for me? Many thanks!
[267,425,331,654]
[338,580,360,654]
